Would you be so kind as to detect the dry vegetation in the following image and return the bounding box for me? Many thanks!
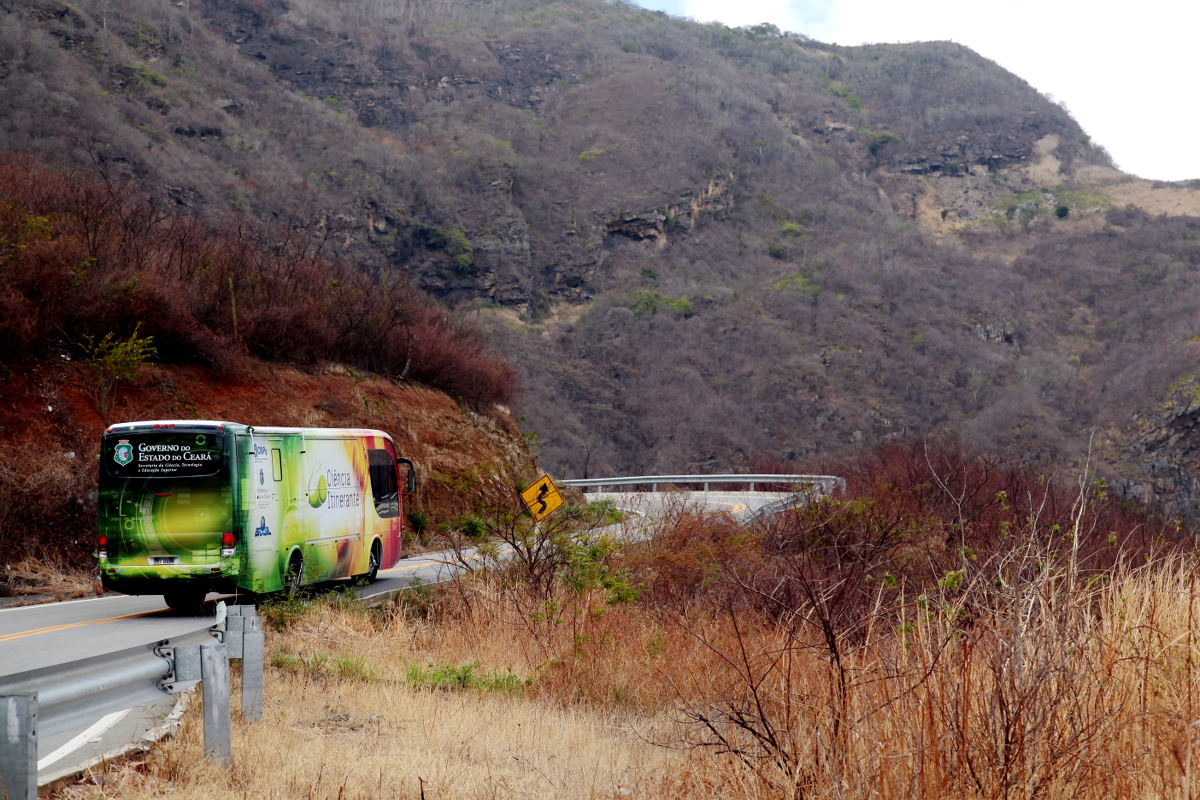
[0,156,515,407]
[61,602,723,800]
[7,0,1190,489]
[58,444,1200,799]
[0,558,102,602]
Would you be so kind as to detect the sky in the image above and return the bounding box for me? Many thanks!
[632,0,1197,183]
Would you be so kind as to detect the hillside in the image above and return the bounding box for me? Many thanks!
[4,0,1200,515]
[0,355,536,589]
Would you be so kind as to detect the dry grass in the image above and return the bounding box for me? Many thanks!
[1,557,103,600]
[58,595,753,800]
[659,561,1200,798]
[52,504,1200,799]
[67,677,729,800]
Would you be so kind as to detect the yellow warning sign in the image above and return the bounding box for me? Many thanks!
[520,474,564,521]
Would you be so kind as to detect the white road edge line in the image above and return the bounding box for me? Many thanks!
[38,709,131,770]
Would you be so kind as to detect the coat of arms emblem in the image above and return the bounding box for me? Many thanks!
[113,439,133,467]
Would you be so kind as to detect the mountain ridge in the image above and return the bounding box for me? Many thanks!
[5,0,1200,519]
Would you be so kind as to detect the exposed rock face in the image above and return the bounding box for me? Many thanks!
[1112,386,1200,520]
[975,321,1016,346]
[606,209,667,241]
[604,175,734,243]
[1006,200,1038,221]
[890,132,1030,176]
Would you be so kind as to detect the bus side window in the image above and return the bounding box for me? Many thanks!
[271,449,283,482]
[367,448,399,518]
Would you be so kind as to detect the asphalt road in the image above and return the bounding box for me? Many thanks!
[0,489,790,786]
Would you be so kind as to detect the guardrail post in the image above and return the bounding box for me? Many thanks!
[241,615,263,721]
[200,644,231,768]
[225,611,245,658]
[0,693,37,800]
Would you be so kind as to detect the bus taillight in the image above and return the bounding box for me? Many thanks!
[221,531,235,557]
[98,534,107,560]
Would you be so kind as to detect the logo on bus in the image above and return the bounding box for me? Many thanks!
[113,440,133,467]
[254,517,271,537]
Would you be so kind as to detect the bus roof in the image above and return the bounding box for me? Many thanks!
[105,420,247,433]
[104,421,393,442]
[251,427,395,441]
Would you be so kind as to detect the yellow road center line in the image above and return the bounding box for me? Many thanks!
[701,500,749,512]
[380,560,436,573]
[0,608,165,643]
[380,554,478,575]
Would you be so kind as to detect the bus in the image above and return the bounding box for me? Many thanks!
[97,420,416,609]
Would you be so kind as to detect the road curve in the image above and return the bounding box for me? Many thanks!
[1,489,790,675]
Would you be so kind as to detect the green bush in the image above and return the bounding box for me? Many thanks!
[80,322,155,416]
[456,514,487,541]
[259,594,312,631]
[424,226,475,275]
[630,289,666,317]
[408,509,431,543]
[405,660,530,693]
[867,129,900,155]
[770,273,821,297]
[829,85,861,109]
[627,290,694,318]
[668,296,695,317]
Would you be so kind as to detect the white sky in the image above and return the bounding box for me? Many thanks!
[633,0,1198,182]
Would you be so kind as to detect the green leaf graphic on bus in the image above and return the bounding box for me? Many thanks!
[309,473,328,508]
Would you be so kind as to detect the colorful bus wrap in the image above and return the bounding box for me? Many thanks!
[98,421,416,609]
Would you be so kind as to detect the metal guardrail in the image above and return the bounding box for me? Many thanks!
[0,628,205,740]
[560,473,846,494]
[0,603,264,799]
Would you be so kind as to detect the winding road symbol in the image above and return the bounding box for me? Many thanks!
[520,475,564,521]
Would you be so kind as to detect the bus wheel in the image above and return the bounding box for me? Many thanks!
[163,587,207,612]
[364,541,381,584]
[284,552,304,596]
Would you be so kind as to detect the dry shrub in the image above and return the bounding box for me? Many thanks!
[611,443,1197,796]
[643,549,1200,798]
[0,435,99,570]
[0,154,515,407]
[257,551,1200,800]
[1,557,102,599]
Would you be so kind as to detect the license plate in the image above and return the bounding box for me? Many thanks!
[150,557,179,565]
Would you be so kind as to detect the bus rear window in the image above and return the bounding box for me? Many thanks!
[103,431,227,479]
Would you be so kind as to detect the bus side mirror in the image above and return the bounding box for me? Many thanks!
[398,458,416,494]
